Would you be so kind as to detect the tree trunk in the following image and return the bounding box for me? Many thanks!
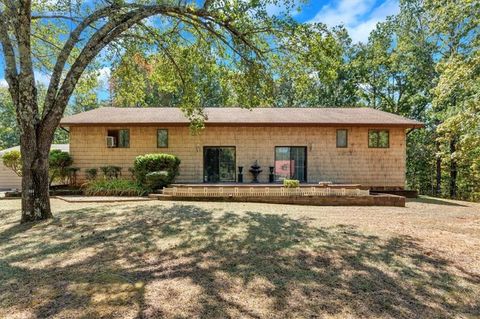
[449,137,457,198]
[435,140,441,196]
[20,125,53,223]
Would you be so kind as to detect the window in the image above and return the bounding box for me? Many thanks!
[157,129,168,148]
[274,147,307,182]
[336,129,348,148]
[107,129,129,148]
[368,130,389,148]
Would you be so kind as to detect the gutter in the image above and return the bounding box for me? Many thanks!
[60,126,69,134]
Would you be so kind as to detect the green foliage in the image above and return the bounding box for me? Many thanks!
[49,150,74,185]
[69,70,101,114]
[145,171,170,190]
[110,23,349,111]
[0,89,20,150]
[133,153,181,189]
[0,87,68,150]
[406,129,436,195]
[100,166,122,180]
[283,179,300,188]
[85,168,98,181]
[84,179,146,196]
[2,150,22,176]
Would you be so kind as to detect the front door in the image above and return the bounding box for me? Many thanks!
[204,147,236,182]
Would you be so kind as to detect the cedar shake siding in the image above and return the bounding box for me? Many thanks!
[61,107,423,189]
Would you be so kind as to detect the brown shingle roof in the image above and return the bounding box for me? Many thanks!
[60,107,424,128]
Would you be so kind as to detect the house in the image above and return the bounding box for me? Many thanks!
[60,107,423,190]
[0,144,69,190]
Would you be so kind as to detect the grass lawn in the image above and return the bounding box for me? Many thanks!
[1,197,479,318]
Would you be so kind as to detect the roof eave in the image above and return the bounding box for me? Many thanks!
[59,122,425,128]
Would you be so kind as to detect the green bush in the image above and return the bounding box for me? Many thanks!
[49,150,74,185]
[100,166,122,179]
[145,171,170,190]
[134,153,180,189]
[85,168,98,180]
[2,150,22,176]
[84,179,146,196]
[283,179,300,188]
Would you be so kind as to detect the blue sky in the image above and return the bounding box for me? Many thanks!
[0,0,399,95]
[286,0,399,42]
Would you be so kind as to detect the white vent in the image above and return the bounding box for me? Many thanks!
[106,136,116,148]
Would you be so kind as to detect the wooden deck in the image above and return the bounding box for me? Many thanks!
[153,183,407,207]
[171,183,364,189]
[164,183,369,198]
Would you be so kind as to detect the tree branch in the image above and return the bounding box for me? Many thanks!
[31,14,82,22]
[0,11,19,103]
[42,4,129,118]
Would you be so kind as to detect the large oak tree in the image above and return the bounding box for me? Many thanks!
[0,0,295,223]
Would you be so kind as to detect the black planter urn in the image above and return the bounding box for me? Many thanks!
[269,166,275,183]
[238,166,244,183]
[249,161,262,183]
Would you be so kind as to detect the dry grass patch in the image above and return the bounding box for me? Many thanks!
[0,197,479,318]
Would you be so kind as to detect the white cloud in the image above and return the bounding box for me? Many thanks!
[308,0,399,43]
[0,79,8,88]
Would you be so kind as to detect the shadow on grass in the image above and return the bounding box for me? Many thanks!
[0,204,479,318]
[408,196,469,207]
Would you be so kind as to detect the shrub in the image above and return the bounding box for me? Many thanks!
[134,153,180,189]
[145,171,170,190]
[85,168,98,180]
[66,167,80,185]
[2,150,22,176]
[128,167,136,179]
[283,179,300,188]
[100,166,122,179]
[49,150,74,185]
[84,179,146,196]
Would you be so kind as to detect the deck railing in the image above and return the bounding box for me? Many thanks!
[163,186,369,197]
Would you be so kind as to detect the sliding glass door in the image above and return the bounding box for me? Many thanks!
[204,147,236,183]
[274,147,307,182]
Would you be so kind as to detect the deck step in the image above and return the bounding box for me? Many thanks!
[148,193,169,199]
